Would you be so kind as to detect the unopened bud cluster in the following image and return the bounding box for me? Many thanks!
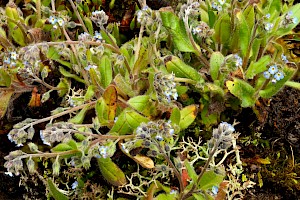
[136,6,152,25]
[7,119,37,147]
[91,10,108,27]
[154,73,178,103]
[281,11,298,27]
[4,150,27,177]
[138,120,175,158]
[136,6,161,32]
[179,0,200,18]
[209,122,235,151]
[40,122,75,146]
[211,0,226,12]
[192,21,214,38]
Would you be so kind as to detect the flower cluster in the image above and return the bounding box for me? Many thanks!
[4,158,23,177]
[233,54,243,67]
[192,21,214,38]
[84,64,97,71]
[40,123,75,146]
[210,122,235,151]
[7,119,37,146]
[136,6,152,24]
[179,0,200,18]
[90,10,109,27]
[98,146,109,158]
[78,32,92,41]
[264,22,274,31]
[48,16,65,28]
[281,11,298,27]
[211,0,226,12]
[20,45,41,64]
[136,5,161,30]
[154,73,178,103]
[2,51,18,67]
[136,120,175,142]
[4,149,37,177]
[263,65,285,83]
[263,13,274,31]
[93,31,103,42]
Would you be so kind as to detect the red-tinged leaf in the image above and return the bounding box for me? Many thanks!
[28,87,41,107]
[181,168,191,187]
[215,181,229,200]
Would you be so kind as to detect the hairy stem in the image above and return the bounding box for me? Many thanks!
[68,0,89,33]
[19,101,96,131]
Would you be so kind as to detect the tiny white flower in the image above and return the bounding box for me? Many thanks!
[265,23,274,31]
[10,52,18,60]
[218,0,226,5]
[57,18,64,26]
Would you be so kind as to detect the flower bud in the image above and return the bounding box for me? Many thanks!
[27,127,35,140]
[28,142,39,152]
[26,157,35,174]
[81,155,91,169]
[14,159,23,175]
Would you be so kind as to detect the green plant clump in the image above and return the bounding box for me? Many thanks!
[0,0,299,199]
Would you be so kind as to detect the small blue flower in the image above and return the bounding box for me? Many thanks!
[263,71,271,79]
[169,129,175,135]
[212,186,219,195]
[170,189,178,195]
[265,22,274,31]
[99,146,108,158]
[234,54,243,67]
[84,64,97,71]
[155,134,163,141]
[57,18,64,26]
[217,5,222,11]
[286,11,293,20]
[211,2,217,9]
[120,143,129,154]
[171,89,178,100]
[292,17,298,24]
[274,71,284,81]
[281,54,288,63]
[220,122,235,133]
[40,130,51,146]
[271,78,277,84]
[268,65,278,74]
[71,181,78,189]
[93,31,102,41]
[49,16,57,25]
[265,13,271,19]
[7,134,13,143]
[4,57,10,64]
